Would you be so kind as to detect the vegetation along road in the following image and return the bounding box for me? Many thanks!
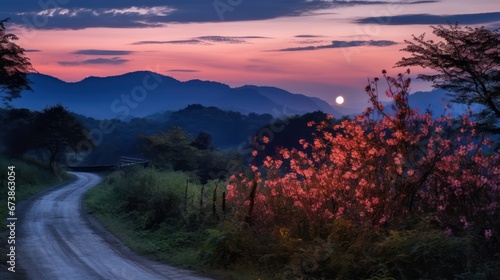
[18,172,210,280]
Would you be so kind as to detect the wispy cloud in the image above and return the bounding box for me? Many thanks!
[273,40,398,52]
[9,6,175,29]
[72,49,134,55]
[197,35,269,44]
[24,49,41,52]
[354,12,500,25]
[2,0,441,30]
[131,39,206,45]
[132,36,269,45]
[59,57,128,66]
[294,35,324,38]
[295,40,326,44]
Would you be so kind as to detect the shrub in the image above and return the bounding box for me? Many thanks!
[225,71,499,278]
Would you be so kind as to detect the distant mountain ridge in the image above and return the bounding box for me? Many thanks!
[404,88,483,117]
[11,71,341,120]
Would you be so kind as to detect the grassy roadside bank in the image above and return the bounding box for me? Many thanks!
[84,167,268,280]
[0,156,69,278]
[0,157,68,225]
[85,167,500,280]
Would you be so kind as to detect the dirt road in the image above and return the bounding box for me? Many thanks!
[17,172,210,280]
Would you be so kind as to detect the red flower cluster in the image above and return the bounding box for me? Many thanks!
[227,71,499,237]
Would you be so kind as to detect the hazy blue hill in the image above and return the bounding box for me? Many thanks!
[69,104,274,164]
[405,88,482,117]
[371,88,479,120]
[240,85,340,116]
[14,73,71,109]
[154,104,274,148]
[11,71,340,119]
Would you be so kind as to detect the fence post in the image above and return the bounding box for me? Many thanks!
[213,181,218,219]
[184,179,189,213]
[200,184,205,208]
[222,191,226,216]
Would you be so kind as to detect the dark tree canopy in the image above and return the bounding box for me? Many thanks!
[0,18,34,104]
[396,24,500,130]
[191,131,213,150]
[139,126,198,171]
[1,108,36,156]
[34,105,90,169]
[1,105,90,169]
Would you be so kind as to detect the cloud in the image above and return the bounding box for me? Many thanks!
[294,35,324,38]
[59,57,128,66]
[8,6,175,29]
[354,12,500,25]
[132,36,269,45]
[131,39,206,45]
[273,40,398,51]
[295,40,326,44]
[2,0,441,30]
[196,35,269,43]
[24,49,41,52]
[73,49,134,55]
[167,69,200,72]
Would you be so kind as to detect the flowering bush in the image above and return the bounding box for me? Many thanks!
[227,70,499,239]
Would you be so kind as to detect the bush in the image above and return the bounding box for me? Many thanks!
[0,156,64,241]
[225,71,500,278]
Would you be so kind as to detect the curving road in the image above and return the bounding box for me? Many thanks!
[18,172,210,280]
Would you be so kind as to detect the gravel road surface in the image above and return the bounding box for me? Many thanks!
[17,172,210,280]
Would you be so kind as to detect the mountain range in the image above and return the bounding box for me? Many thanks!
[10,71,474,120]
[11,71,342,120]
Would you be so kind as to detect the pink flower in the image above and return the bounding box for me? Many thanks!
[484,229,493,239]
[262,136,270,144]
[444,227,453,237]
[282,150,290,159]
[379,216,387,225]
[251,165,258,172]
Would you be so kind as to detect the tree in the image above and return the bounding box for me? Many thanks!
[1,108,37,156]
[227,71,499,238]
[33,105,90,169]
[395,24,500,130]
[0,18,34,104]
[139,126,198,171]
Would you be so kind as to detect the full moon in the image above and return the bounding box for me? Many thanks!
[335,96,344,105]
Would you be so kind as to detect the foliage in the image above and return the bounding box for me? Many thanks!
[396,24,500,131]
[0,18,34,105]
[225,70,499,277]
[164,104,273,148]
[85,167,241,275]
[0,108,36,155]
[139,126,244,184]
[33,105,91,169]
[22,105,272,167]
[191,131,214,150]
[1,106,91,169]
[252,110,334,158]
[92,167,226,230]
[0,156,65,224]
[139,126,198,171]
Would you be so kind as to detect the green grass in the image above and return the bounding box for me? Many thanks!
[84,168,276,279]
[85,169,209,265]
[0,156,67,223]
[85,168,500,279]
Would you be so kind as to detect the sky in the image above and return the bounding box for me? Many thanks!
[2,0,500,113]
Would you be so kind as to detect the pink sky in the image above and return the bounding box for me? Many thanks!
[10,0,500,113]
